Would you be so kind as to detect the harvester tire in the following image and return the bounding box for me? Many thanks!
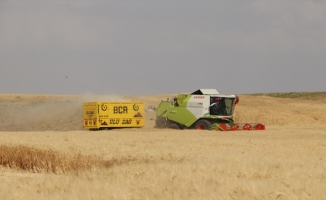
[195,120,212,130]
[155,116,166,128]
[168,124,180,130]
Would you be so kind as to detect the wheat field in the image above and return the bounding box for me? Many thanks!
[0,93,325,199]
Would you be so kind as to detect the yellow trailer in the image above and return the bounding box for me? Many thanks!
[83,102,145,130]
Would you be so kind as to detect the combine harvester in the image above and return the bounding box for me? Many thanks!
[153,89,265,131]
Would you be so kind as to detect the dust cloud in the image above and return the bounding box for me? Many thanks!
[0,94,130,131]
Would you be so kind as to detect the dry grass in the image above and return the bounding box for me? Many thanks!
[0,145,186,175]
[0,125,326,199]
[0,145,110,173]
[234,95,326,125]
[0,93,326,199]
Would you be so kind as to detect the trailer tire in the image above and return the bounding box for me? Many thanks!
[195,119,212,130]
[168,124,180,130]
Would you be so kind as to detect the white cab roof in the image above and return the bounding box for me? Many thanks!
[191,89,219,95]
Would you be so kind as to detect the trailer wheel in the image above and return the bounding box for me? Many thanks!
[168,124,180,130]
[195,120,212,130]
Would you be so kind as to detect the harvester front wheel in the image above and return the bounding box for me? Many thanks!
[168,124,181,130]
[195,120,212,130]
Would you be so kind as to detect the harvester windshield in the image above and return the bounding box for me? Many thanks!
[209,97,235,116]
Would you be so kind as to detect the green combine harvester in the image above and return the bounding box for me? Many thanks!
[154,89,265,131]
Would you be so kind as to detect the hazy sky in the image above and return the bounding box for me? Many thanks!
[1,1,325,95]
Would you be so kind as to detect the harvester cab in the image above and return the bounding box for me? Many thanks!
[154,89,264,131]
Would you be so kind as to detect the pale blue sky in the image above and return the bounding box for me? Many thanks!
[1,1,325,95]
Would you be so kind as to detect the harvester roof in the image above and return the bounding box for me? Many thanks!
[191,89,219,95]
